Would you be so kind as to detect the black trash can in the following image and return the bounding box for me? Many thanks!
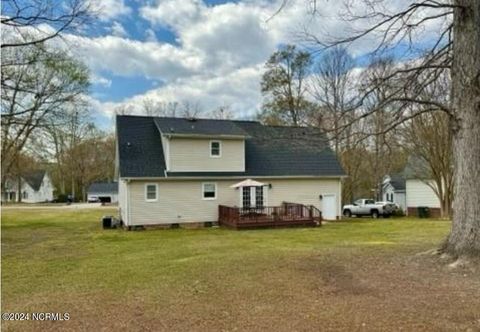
[417,207,430,218]
[102,216,113,229]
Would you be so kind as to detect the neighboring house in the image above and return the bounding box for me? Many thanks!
[87,182,118,203]
[382,157,441,217]
[381,174,406,211]
[1,170,54,203]
[115,115,346,226]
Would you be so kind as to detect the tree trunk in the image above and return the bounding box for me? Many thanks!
[17,176,22,203]
[445,1,480,257]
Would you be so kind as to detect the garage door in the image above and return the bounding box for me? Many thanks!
[99,196,112,203]
[322,194,337,220]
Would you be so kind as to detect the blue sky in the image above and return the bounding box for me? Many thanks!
[60,0,446,130]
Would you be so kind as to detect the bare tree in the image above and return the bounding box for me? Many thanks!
[260,44,316,125]
[358,58,407,200]
[1,0,92,49]
[309,46,356,153]
[207,105,234,120]
[1,0,92,200]
[68,131,115,201]
[295,0,479,259]
[1,44,89,193]
[114,100,202,118]
[401,73,453,218]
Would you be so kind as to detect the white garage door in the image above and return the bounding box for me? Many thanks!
[322,194,337,220]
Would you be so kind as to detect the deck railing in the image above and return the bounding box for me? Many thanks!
[219,202,322,229]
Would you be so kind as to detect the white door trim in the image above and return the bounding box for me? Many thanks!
[322,193,337,220]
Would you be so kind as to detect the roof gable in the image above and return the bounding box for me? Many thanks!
[117,115,166,177]
[389,174,406,191]
[22,170,46,191]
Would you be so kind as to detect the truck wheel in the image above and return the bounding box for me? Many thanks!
[371,210,379,219]
[344,210,352,218]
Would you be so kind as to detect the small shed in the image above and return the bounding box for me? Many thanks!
[87,182,118,203]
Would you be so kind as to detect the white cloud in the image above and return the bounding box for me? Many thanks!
[74,0,449,122]
[93,0,132,21]
[65,34,202,80]
[145,28,158,42]
[91,74,112,88]
[110,21,128,37]
[115,65,264,117]
[140,0,205,30]
[87,65,263,122]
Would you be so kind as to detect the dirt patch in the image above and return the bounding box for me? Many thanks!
[5,253,479,332]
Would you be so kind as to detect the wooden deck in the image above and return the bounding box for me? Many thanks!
[218,202,322,229]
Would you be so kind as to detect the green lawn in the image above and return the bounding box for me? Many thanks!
[2,208,479,331]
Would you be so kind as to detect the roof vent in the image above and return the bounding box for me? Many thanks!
[127,142,131,147]
[187,117,197,122]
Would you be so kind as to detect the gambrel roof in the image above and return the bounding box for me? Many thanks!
[116,115,345,178]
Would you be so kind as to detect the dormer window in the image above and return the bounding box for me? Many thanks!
[210,140,221,157]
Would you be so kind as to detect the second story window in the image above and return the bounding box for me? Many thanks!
[210,140,221,157]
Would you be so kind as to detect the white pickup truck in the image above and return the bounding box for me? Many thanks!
[342,199,395,218]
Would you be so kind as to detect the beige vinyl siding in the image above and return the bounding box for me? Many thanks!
[168,137,245,172]
[126,178,341,225]
[406,179,440,208]
[118,179,129,225]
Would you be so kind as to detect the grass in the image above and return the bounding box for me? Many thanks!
[2,208,479,331]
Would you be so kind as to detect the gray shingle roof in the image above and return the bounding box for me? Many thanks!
[389,173,406,191]
[117,115,166,177]
[154,117,248,137]
[22,170,46,191]
[116,115,345,178]
[88,182,118,194]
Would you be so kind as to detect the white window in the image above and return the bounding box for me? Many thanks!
[242,187,251,208]
[210,140,221,157]
[202,183,217,200]
[145,184,158,202]
[255,186,264,207]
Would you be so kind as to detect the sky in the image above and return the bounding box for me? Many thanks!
[53,0,448,130]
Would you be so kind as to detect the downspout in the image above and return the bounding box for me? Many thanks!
[127,179,132,228]
[338,178,342,220]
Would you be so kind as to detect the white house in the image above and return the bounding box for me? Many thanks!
[383,157,441,217]
[115,115,346,227]
[381,174,406,211]
[2,170,54,203]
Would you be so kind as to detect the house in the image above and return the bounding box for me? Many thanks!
[87,182,118,203]
[381,174,406,211]
[1,170,54,203]
[115,115,346,227]
[382,157,441,217]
